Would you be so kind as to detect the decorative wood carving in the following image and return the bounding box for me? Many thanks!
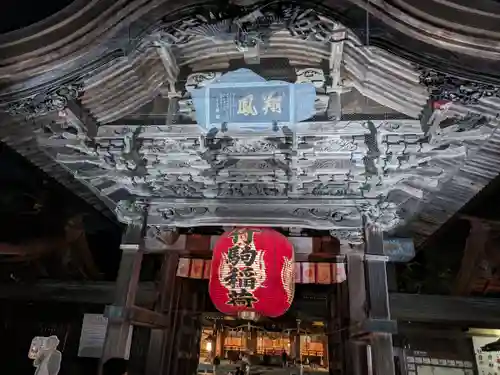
[0,0,495,250]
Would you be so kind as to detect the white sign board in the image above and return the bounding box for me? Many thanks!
[417,367,467,375]
[472,336,500,375]
[78,314,133,359]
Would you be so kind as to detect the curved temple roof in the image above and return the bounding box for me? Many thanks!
[1,0,500,247]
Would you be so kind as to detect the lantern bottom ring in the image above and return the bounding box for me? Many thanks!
[238,311,260,321]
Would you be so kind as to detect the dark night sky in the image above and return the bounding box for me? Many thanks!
[0,0,74,34]
[0,141,123,279]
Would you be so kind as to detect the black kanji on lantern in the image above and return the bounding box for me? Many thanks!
[230,228,260,247]
[241,267,257,289]
[224,229,263,308]
[227,289,258,308]
[223,265,241,289]
[227,245,241,266]
[240,246,257,266]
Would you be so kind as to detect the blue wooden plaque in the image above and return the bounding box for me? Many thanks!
[191,68,316,132]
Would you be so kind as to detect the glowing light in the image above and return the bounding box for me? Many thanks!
[206,342,213,352]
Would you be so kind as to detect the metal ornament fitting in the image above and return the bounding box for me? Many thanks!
[238,311,260,321]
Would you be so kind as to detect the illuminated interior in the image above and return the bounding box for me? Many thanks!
[198,325,328,370]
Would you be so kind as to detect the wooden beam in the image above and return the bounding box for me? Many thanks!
[0,280,156,305]
[453,219,490,296]
[397,323,469,338]
[390,293,500,327]
[4,282,500,328]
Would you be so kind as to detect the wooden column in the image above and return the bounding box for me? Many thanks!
[246,327,257,354]
[322,334,328,368]
[364,225,396,375]
[347,224,396,375]
[294,333,301,363]
[338,278,351,374]
[347,254,368,375]
[216,326,225,357]
[167,279,203,375]
[145,253,179,375]
[347,254,367,325]
[101,223,144,363]
[327,287,342,375]
[161,257,183,375]
[290,332,299,359]
[349,342,368,375]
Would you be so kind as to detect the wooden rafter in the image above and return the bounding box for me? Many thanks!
[453,217,491,296]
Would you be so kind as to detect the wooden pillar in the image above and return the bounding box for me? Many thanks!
[101,223,144,364]
[294,333,301,363]
[322,335,328,367]
[347,224,396,375]
[349,342,368,375]
[327,285,346,375]
[364,225,396,375]
[290,332,298,358]
[145,253,179,375]
[167,279,203,375]
[347,254,368,375]
[347,254,367,325]
[293,319,302,363]
[338,279,350,374]
[246,327,257,354]
[216,327,225,357]
[162,261,183,375]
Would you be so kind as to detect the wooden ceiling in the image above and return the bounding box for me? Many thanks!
[0,142,121,280]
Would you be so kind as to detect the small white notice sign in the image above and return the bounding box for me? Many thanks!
[78,314,133,359]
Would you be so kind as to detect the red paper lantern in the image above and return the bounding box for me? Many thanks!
[209,227,295,318]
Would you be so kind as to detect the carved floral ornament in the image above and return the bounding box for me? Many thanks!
[155,3,347,51]
[417,67,500,105]
[6,83,84,118]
